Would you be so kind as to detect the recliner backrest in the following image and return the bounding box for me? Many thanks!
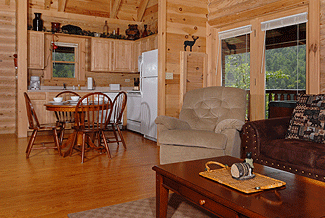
[179,86,246,131]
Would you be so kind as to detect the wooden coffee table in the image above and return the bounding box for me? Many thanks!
[152,156,325,218]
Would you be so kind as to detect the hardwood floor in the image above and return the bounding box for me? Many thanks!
[0,130,159,217]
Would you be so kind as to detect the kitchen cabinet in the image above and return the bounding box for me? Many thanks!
[28,31,44,69]
[140,34,158,53]
[132,40,141,72]
[112,40,133,72]
[91,38,112,72]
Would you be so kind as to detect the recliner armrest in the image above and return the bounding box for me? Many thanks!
[155,116,191,130]
[215,119,245,133]
[241,116,291,158]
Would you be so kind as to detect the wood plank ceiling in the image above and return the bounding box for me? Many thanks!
[46,0,149,22]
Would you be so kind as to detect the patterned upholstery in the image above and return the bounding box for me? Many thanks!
[286,94,325,143]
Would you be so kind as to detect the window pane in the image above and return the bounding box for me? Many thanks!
[52,46,75,62]
[221,34,250,120]
[53,63,75,78]
[265,23,306,118]
[222,34,250,89]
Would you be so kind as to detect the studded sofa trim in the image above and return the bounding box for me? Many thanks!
[241,116,325,182]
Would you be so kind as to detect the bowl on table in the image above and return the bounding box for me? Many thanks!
[53,97,63,102]
[71,96,80,102]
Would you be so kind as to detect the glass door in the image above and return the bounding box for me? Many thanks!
[262,13,307,118]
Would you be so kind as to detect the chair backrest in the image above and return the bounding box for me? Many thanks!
[74,92,113,131]
[110,91,127,125]
[55,91,81,123]
[179,86,246,131]
[55,91,80,101]
[24,92,40,129]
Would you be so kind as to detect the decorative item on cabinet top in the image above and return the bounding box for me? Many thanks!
[125,24,140,40]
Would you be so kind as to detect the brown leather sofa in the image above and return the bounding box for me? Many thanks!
[241,116,325,182]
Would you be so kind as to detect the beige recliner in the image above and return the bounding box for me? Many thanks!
[155,86,246,164]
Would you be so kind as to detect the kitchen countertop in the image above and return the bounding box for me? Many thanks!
[28,86,133,93]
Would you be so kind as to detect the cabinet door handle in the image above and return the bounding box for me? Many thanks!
[199,199,206,205]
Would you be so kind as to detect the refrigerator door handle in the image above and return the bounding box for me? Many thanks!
[140,77,143,94]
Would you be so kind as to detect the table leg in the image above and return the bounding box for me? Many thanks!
[62,131,79,157]
[156,173,169,218]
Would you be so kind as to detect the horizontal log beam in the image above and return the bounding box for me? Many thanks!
[208,0,308,28]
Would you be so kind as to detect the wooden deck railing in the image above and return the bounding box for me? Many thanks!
[266,89,306,102]
[245,89,306,121]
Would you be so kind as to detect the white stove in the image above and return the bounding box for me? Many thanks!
[126,91,141,133]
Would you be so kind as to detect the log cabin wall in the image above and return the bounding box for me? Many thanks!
[143,0,158,34]
[0,0,16,134]
[164,0,207,117]
[320,0,325,93]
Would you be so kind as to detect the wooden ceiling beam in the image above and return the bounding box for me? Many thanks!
[58,0,67,12]
[110,0,122,18]
[137,0,150,22]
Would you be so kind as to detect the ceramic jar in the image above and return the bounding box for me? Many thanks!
[125,24,140,40]
[51,22,61,33]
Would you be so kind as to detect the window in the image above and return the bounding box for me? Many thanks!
[43,35,86,85]
[52,42,77,78]
[262,13,307,118]
[219,26,251,119]
[215,12,309,120]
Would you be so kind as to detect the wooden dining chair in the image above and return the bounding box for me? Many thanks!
[71,92,113,163]
[105,91,127,150]
[55,91,81,143]
[24,92,62,158]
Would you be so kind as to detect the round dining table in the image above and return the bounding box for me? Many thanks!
[44,102,80,157]
[44,101,108,157]
[44,102,77,112]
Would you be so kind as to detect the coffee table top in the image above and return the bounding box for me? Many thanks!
[153,156,325,218]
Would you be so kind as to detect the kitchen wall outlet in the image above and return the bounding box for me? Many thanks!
[125,79,130,82]
[166,72,173,80]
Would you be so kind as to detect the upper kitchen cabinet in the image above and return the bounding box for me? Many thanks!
[90,34,157,73]
[140,34,158,53]
[28,31,44,69]
[112,40,134,72]
[91,37,112,72]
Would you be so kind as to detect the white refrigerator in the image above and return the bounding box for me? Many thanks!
[140,49,158,141]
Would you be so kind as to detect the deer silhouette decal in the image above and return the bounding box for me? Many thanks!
[184,36,199,52]
[225,41,237,54]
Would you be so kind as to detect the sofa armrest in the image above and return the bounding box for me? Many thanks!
[155,116,191,131]
[241,116,291,158]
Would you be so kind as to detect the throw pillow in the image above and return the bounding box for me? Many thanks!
[285,94,325,143]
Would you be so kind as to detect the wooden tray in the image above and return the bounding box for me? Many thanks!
[199,161,286,194]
